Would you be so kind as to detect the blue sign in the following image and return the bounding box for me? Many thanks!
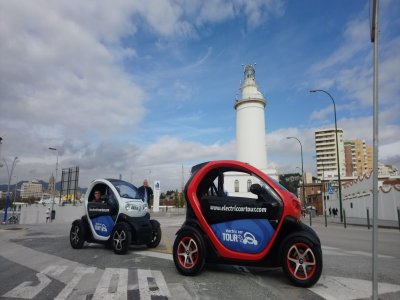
[327,184,335,195]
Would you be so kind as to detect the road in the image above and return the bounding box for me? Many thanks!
[0,214,399,299]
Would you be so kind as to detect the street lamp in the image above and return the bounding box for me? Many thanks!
[310,89,343,222]
[48,147,59,222]
[286,137,305,207]
[2,157,18,223]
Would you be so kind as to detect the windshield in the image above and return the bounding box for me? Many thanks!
[108,179,142,200]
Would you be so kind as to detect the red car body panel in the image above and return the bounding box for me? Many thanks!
[186,160,301,261]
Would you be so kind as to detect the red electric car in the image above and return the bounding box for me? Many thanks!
[172,160,322,287]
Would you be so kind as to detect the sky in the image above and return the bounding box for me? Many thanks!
[0,0,399,191]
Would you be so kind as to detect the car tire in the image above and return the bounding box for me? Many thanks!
[147,223,162,248]
[111,222,132,255]
[173,229,206,276]
[70,220,85,249]
[282,236,322,287]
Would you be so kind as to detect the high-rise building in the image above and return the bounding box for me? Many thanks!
[344,140,373,177]
[365,145,373,174]
[315,128,345,180]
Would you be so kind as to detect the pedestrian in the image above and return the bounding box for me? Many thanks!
[46,207,51,223]
[329,207,332,216]
[138,179,153,208]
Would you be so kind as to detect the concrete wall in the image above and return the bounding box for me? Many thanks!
[20,204,85,224]
[327,175,400,221]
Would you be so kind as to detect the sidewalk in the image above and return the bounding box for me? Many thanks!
[306,215,400,230]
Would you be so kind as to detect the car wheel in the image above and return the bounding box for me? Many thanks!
[147,225,162,248]
[173,230,206,276]
[70,220,85,249]
[282,236,322,287]
[111,222,132,255]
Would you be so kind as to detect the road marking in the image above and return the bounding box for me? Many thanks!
[138,269,171,299]
[0,241,187,299]
[55,267,96,300]
[322,246,395,259]
[3,272,51,299]
[93,268,128,300]
[136,250,173,261]
[310,275,400,300]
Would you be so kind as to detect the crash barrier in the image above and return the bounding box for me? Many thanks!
[158,205,174,212]
[19,204,84,224]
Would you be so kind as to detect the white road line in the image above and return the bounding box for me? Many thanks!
[310,275,400,300]
[55,267,96,300]
[93,268,128,300]
[136,250,173,261]
[3,273,51,299]
[321,246,395,259]
[138,269,171,299]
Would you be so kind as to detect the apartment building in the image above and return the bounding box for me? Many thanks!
[344,139,373,177]
[20,180,43,199]
[315,128,345,180]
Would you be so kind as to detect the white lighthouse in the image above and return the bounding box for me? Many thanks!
[225,64,277,196]
[235,64,268,171]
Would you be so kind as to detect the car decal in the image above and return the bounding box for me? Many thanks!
[91,216,114,237]
[210,219,275,254]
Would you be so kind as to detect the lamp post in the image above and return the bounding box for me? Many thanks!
[286,137,305,207]
[48,147,59,222]
[12,175,18,216]
[310,89,343,222]
[2,157,18,223]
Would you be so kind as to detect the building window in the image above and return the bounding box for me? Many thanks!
[247,180,252,192]
[234,180,239,192]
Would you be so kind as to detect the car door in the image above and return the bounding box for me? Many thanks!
[87,182,118,240]
[199,168,283,254]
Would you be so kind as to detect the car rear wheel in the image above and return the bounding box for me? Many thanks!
[173,230,206,276]
[70,220,85,249]
[282,236,322,287]
[147,225,162,248]
[111,222,132,255]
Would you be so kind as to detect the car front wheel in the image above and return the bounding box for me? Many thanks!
[173,230,206,276]
[282,236,322,287]
[70,220,85,249]
[111,222,132,255]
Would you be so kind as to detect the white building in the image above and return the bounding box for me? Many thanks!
[225,64,277,195]
[20,180,43,199]
[315,128,345,180]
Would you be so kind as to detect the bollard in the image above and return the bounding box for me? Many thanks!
[309,209,312,226]
[397,208,400,232]
[343,209,347,229]
[367,208,370,230]
[324,210,327,227]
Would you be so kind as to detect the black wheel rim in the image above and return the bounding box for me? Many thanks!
[113,229,126,251]
[71,225,79,245]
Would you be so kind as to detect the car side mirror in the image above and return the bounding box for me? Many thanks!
[250,183,262,195]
